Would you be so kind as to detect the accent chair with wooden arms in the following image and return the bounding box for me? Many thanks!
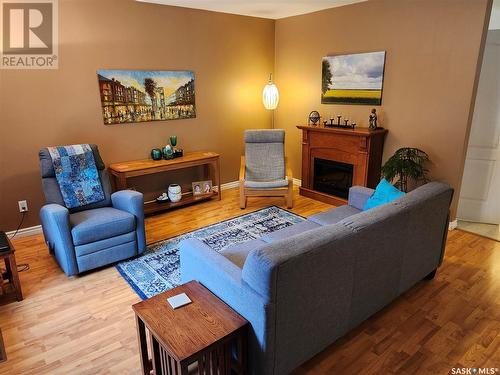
[239,129,293,209]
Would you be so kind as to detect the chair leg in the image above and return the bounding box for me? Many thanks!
[286,182,293,209]
[239,183,246,209]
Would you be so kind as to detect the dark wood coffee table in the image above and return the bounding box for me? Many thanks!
[132,281,248,375]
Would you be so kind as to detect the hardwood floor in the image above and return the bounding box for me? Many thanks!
[0,187,499,374]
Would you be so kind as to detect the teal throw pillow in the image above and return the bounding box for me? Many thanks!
[363,179,405,210]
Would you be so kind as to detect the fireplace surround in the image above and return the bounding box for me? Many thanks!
[297,125,388,205]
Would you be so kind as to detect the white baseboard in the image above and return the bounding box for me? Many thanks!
[219,180,240,190]
[6,224,43,238]
[218,179,302,190]
[448,219,458,231]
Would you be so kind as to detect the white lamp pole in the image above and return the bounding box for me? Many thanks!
[262,73,279,128]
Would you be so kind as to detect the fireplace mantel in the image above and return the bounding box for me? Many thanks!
[297,125,388,206]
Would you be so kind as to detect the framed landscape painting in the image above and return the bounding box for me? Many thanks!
[321,51,386,105]
[97,70,196,125]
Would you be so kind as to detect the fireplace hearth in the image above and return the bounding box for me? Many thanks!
[313,158,353,199]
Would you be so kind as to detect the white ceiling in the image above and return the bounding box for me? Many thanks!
[136,0,368,19]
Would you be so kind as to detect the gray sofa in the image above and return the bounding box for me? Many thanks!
[180,182,453,374]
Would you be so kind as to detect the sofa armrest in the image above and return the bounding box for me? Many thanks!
[180,238,275,374]
[180,238,243,286]
[348,186,374,211]
[40,204,78,276]
[180,238,271,311]
[111,190,146,253]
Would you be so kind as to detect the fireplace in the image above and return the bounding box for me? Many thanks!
[297,125,387,205]
[313,158,353,199]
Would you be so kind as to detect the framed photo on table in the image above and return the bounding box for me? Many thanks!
[192,180,212,196]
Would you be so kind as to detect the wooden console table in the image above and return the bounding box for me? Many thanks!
[108,151,221,215]
[133,281,248,375]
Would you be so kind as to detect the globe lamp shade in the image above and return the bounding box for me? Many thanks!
[262,76,279,110]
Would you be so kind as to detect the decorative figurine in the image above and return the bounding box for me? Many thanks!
[163,145,174,160]
[323,120,328,126]
[337,115,342,126]
[369,108,378,130]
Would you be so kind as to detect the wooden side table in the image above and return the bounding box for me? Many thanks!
[133,281,248,375]
[0,236,23,303]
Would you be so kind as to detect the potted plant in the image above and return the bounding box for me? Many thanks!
[381,147,430,192]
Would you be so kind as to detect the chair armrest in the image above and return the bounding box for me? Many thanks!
[285,157,293,181]
[239,156,246,182]
[111,190,146,253]
[40,204,78,276]
[348,186,374,210]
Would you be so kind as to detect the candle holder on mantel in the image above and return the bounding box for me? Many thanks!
[324,114,356,129]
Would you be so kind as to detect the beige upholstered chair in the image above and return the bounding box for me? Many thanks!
[239,129,293,209]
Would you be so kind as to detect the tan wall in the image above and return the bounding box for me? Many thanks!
[0,0,492,231]
[274,0,491,218]
[0,0,275,230]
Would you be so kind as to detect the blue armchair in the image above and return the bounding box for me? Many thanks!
[39,145,146,276]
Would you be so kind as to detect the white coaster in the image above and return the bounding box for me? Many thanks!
[167,293,192,309]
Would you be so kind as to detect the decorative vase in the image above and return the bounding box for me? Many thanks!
[169,135,177,147]
[151,148,162,161]
[168,184,182,202]
[162,145,173,160]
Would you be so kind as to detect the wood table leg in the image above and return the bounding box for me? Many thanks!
[215,159,221,200]
[135,315,151,375]
[7,253,22,301]
[116,174,128,191]
[150,334,162,375]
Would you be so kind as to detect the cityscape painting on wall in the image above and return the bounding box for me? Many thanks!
[97,70,196,125]
[321,51,386,105]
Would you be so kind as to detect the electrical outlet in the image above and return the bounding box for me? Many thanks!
[18,200,28,213]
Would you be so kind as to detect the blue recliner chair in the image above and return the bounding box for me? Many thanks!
[39,145,146,276]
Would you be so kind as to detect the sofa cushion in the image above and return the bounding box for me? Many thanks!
[70,207,135,246]
[220,239,267,268]
[364,179,405,210]
[308,205,361,226]
[260,220,320,243]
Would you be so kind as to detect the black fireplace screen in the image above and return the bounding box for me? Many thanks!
[313,158,354,199]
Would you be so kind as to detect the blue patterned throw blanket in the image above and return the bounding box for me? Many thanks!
[48,144,105,208]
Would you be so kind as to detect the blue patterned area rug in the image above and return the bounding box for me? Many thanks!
[116,206,305,299]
